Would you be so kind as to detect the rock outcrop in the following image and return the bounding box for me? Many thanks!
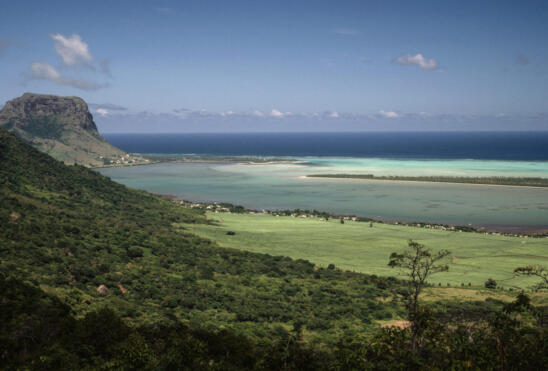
[0,93,99,133]
[0,93,147,167]
[96,285,109,295]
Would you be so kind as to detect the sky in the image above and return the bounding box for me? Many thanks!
[1,0,547,132]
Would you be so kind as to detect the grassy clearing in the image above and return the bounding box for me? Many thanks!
[183,212,548,288]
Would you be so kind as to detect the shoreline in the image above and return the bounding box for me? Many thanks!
[96,162,548,235]
[95,156,304,169]
[174,198,548,236]
[300,175,548,190]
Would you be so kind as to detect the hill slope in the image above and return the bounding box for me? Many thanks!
[0,128,400,343]
[0,93,147,167]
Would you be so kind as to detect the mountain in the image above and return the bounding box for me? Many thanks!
[0,93,148,167]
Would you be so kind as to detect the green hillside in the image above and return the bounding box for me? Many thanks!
[0,128,401,342]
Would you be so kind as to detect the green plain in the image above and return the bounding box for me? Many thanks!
[184,212,548,288]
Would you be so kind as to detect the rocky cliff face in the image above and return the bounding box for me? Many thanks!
[0,93,99,134]
[0,93,147,167]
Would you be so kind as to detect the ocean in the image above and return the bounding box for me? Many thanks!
[98,132,548,230]
[103,132,548,160]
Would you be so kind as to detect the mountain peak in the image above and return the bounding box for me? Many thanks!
[0,93,147,167]
[0,93,98,134]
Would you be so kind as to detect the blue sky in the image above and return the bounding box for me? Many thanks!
[1,0,547,132]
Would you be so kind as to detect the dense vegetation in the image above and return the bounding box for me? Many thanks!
[1,276,328,370]
[307,173,548,187]
[0,128,402,344]
[2,128,548,369]
[2,274,547,370]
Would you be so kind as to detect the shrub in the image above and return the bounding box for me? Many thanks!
[127,246,144,258]
[484,278,497,289]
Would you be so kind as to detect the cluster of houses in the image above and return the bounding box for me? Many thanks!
[100,153,150,166]
[177,200,247,213]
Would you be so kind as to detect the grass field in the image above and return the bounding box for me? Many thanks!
[182,212,548,289]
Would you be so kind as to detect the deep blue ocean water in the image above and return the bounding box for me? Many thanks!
[104,132,548,160]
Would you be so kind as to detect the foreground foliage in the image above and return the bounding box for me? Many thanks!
[2,276,547,370]
[389,240,450,350]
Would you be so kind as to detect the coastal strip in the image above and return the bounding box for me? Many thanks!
[141,154,301,165]
[305,174,548,188]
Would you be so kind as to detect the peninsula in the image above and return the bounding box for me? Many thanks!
[306,174,548,188]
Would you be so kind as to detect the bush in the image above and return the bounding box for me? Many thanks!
[127,246,144,258]
[484,278,497,289]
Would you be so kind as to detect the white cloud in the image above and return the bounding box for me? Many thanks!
[270,109,285,118]
[51,33,92,66]
[89,103,127,111]
[395,53,439,70]
[329,111,339,118]
[30,61,107,90]
[252,110,264,117]
[378,110,400,118]
[96,108,109,116]
[30,61,61,80]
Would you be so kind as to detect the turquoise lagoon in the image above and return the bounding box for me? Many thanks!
[98,158,548,231]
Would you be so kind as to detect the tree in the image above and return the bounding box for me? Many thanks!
[388,240,450,351]
[514,265,548,289]
[484,278,497,289]
[127,246,144,258]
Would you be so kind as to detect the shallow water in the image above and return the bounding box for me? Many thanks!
[97,158,548,230]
